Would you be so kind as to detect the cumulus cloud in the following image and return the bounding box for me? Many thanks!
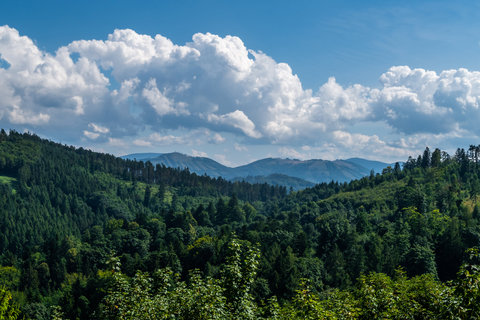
[1,25,480,162]
[144,129,225,147]
[192,149,208,157]
[89,123,109,133]
[108,137,127,147]
[278,147,305,160]
[149,133,187,145]
[234,143,248,152]
[213,153,233,167]
[84,123,110,140]
[209,133,225,144]
[331,131,412,158]
[359,66,480,138]
[0,25,109,139]
[83,130,100,140]
[142,78,189,116]
[133,138,152,147]
[8,105,50,125]
[207,110,261,138]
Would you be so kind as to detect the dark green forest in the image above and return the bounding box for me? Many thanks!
[2,130,480,319]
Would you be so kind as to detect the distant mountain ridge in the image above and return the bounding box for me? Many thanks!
[123,152,232,177]
[121,152,393,189]
[345,157,392,174]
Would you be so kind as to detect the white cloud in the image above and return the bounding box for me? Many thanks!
[8,105,50,125]
[209,133,225,144]
[133,138,152,147]
[2,25,480,162]
[149,132,186,145]
[142,78,180,116]
[0,26,337,144]
[213,153,233,167]
[0,25,109,139]
[112,78,139,103]
[83,130,100,140]
[278,147,305,160]
[72,96,85,115]
[89,122,109,133]
[84,123,109,140]
[192,149,208,157]
[371,66,480,135]
[331,130,417,160]
[108,137,126,147]
[234,143,248,152]
[207,110,261,138]
[190,33,253,79]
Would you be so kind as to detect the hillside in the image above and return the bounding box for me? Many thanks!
[124,152,233,178]
[2,131,480,319]
[231,173,316,190]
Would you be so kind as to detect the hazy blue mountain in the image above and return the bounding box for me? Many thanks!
[124,152,232,178]
[121,152,391,189]
[121,153,163,161]
[230,158,373,183]
[345,157,392,174]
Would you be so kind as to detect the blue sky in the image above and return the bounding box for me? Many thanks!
[1,1,480,165]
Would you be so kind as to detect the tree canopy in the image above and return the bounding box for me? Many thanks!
[2,131,480,318]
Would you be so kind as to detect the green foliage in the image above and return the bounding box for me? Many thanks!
[221,237,260,319]
[5,132,480,318]
[279,280,358,319]
[98,243,480,320]
[101,238,264,320]
[0,267,20,290]
[0,287,21,320]
[452,248,480,318]
[0,176,16,194]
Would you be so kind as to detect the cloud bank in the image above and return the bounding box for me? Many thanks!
[0,25,479,162]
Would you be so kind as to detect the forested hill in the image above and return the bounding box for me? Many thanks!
[231,173,316,190]
[0,130,286,201]
[3,130,480,319]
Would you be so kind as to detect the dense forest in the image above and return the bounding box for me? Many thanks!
[2,130,480,319]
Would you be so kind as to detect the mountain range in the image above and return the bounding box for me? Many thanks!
[121,152,392,190]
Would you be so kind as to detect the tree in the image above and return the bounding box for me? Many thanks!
[468,145,479,163]
[421,147,431,168]
[0,287,21,320]
[143,185,151,208]
[221,237,260,319]
[227,194,244,223]
[431,148,442,167]
[393,162,402,178]
[452,248,480,319]
[101,238,264,320]
[355,272,398,319]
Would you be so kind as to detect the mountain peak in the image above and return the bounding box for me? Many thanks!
[121,152,391,189]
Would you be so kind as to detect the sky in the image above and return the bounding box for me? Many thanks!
[1,1,480,166]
